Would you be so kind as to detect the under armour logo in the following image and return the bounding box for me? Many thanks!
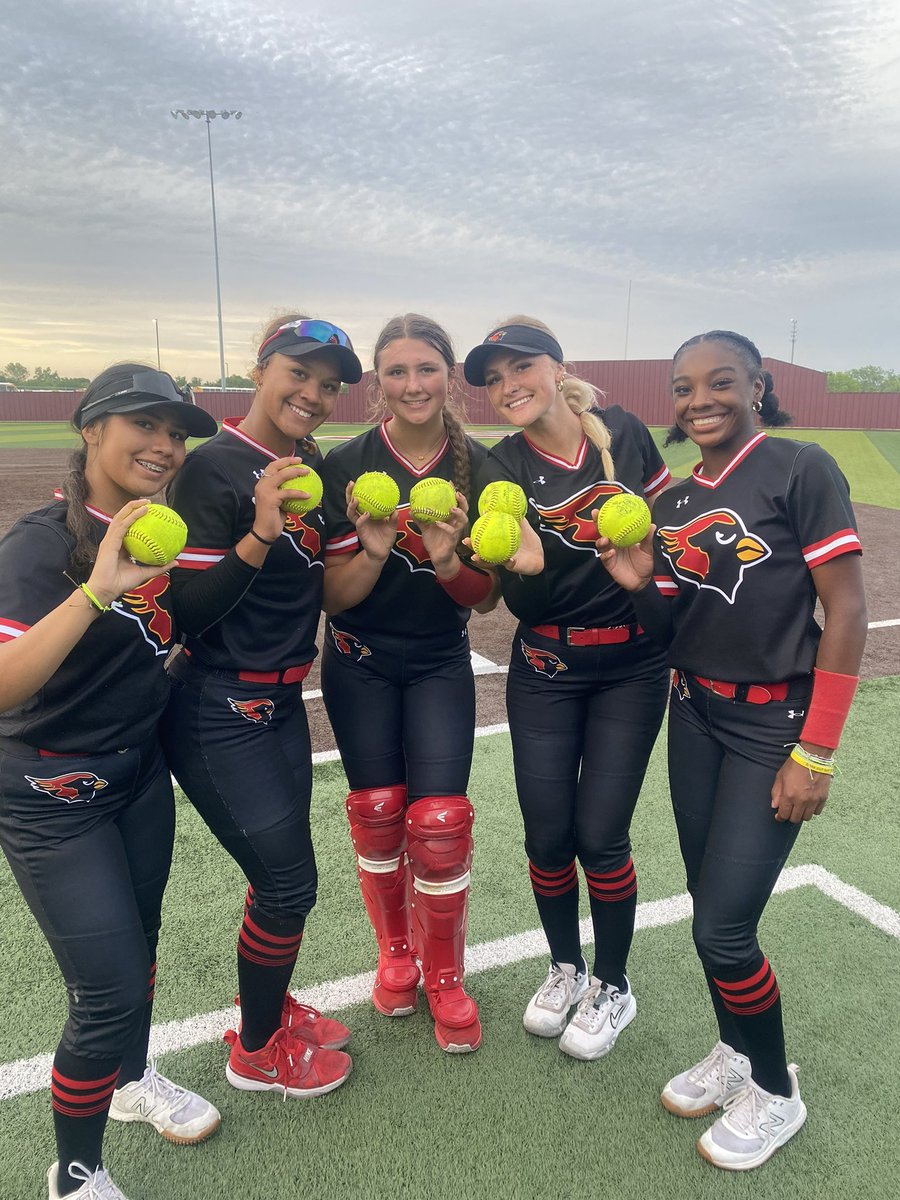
[533,476,546,485]
[676,497,689,508]
[788,709,805,719]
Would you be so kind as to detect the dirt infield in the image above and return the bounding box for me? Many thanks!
[1,447,896,754]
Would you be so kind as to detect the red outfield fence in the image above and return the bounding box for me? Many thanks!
[3,359,899,429]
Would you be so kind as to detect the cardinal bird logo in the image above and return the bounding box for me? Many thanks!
[330,626,372,661]
[392,508,433,571]
[658,509,771,603]
[116,574,173,654]
[281,511,323,564]
[520,641,568,678]
[672,670,692,701]
[535,483,624,553]
[24,772,109,804]
[227,697,275,724]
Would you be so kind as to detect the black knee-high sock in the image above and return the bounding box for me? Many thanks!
[583,859,637,991]
[712,955,789,1096]
[529,860,583,968]
[52,1045,120,1195]
[237,905,305,1052]
[118,961,156,1087]
[702,965,748,1056]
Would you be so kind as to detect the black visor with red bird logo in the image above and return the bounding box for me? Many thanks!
[464,324,564,387]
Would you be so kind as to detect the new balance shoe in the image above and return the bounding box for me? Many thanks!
[698,1064,807,1170]
[224,1027,352,1097]
[108,1062,220,1144]
[48,1160,128,1199]
[661,1041,752,1118]
[523,960,589,1038]
[559,975,636,1060]
[234,993,351,1049]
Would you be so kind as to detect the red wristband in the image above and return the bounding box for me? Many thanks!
[438,560,493,607]
[800,668,859,750]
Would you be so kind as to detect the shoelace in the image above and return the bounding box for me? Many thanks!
[136,1062,192,1119]
[574,983,616,1031]
[65,1161,123,1199]
[535,967,570,1009]
[686,1044,729,1086]
[721,1080,767,1137]
[255,1030,315,1101]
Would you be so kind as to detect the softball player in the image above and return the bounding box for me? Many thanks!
[321,314,493,1053]
[0,366,220,1200]
[600,330,867,1170]
[462,317,672,1060]
[161,316,361,1098]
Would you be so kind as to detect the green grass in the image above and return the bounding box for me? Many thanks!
[1,678,898,1199]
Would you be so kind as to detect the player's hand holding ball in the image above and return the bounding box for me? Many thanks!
[278,466,323,514]
[345,477,400,564]
[252,457,309,544]
[595,494,655,592]
[87,499,183,608]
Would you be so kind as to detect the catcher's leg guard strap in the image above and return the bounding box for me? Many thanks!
[346,785,407,869]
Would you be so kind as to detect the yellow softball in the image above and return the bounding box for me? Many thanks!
[478,480,528,522]
[122,503,188,566]
[596,494,651,548]
[353,471,400,520]
[409,477,457,524]
[279,468,323,514]
[470,512,521,565]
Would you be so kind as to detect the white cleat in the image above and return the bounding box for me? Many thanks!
[523,960,589,1038]
[661,1041,752,1117]
[698,1064,807,1170]
[108,1062,220,1144]
[559,976,636,1060]
[48,1160,129,1199]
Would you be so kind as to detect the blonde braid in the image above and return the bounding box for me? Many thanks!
[561,376,616,481]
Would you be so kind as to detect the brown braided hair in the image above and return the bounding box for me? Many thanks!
[371,314,474,505]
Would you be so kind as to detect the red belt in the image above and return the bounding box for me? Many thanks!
[531,623,644,647]
[693,676,788,704]
[237,664,312,685]
[181,647,311,686]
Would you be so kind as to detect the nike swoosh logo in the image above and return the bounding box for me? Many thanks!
[240,1058,279,1079]
[609,1004,625,1028]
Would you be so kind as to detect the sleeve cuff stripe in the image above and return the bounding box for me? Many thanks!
[803,531,862,564]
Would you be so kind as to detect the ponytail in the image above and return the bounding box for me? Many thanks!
[561,375,616,481]
[61,443,97,576]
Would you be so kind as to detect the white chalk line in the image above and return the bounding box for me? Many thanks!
[1,863,895,1103]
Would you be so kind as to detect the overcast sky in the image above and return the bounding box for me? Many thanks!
[1,0,898,382]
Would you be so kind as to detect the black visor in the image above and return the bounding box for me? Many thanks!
[74,370,218,438]
[463,325,565,387]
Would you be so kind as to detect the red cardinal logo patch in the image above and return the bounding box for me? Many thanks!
[25,772,109,804]
[282,512,323,563]
[658,508,770,603]
[535,483,624,552]
[117,574,173,654]
[391,507,433,572]
[330,626,371,661]
[520,640,568,678]
[227,697,275,724]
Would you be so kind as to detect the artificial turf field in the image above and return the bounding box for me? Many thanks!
[0,422,897,1198]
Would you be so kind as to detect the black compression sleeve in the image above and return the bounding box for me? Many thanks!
[170,549,260,637]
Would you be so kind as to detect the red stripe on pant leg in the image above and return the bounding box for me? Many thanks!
[529,860,577,898]
[147,961,157,1004]
[583,859,637,902]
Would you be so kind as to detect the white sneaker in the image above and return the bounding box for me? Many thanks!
[661,1041,752,1117]
[558,975,636,1060]
[698,1064,807,1170]
[48,1160,129,1199]
[523,960,589,1037]
[108,1062,220,1144]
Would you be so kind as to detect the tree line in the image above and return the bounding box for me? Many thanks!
[0,363,253,390]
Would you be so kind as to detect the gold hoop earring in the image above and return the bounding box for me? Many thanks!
[557,375,566,393]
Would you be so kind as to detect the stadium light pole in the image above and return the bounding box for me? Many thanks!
[152,318,161,369]
[170,109,243,390]
[789,317,798,364]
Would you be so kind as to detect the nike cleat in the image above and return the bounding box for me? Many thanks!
[224,1027,351,1098]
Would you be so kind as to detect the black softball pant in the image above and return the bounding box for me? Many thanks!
[161,654,317,920]
[667,672,812,973]
[506,626,668,872]
[321,622,475,801]
[0,737,173,1065]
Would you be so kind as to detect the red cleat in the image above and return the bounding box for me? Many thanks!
[224,1027,351,1098]
[233,994,351,1050]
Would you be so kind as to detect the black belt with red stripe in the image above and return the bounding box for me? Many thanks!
[530,623,644,647]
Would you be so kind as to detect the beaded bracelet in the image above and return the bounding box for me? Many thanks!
[789,744,835,777]
[79,583,111,613]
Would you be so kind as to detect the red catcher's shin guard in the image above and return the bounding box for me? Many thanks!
[346,786,420,1016]
[407,796,481,1053]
